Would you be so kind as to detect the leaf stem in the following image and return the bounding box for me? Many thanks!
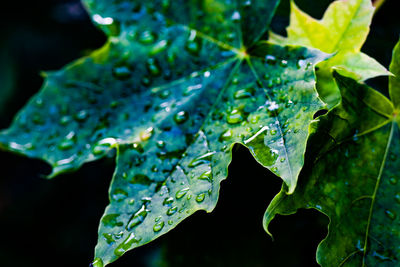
[361,121,394,266]
[372,0,386,14]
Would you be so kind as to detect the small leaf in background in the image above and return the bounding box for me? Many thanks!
[269,0,389,108]
[264,40,400,266]
[390,40,400,109]
[0,0,331,265]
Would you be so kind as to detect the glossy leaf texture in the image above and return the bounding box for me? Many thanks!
[0,0,331,265]
[390,40,400,109]
[269,0,389,108]
[264,41,400,266]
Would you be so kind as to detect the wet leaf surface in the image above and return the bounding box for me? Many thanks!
[0,0,332,265]
[264,40,400,267]
[269,0,388,108]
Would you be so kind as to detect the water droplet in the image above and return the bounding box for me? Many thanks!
[138,30,156,44]
[263,74,270,80]
[155,216,162,222]
[234,87,255,99]
[231,11,241,21]
[34,97,44,107]
[24,143,34,150]
[168,220,173,225]
[132,142,144,153]
[59,115,71,126]
[280,60,288,67]
[176,188,190,199]
[113,66,130,79]
[141,76,151,86]
[163,197,174,205]
[153,221,165,232]
[114,233,141,256]
[389,177,397,185]
[183,84,202,96]
[102,233,115,244]
[151,40,169,55]
[266,100,279,112]
[187,40,200,53]
[114,231,124,239]
[385,209,396,220]
[140,127,154,141]
[195,193,206,203]
[227,109,244,124]
[280,157,286,163]
[112,189,128,202]
[159,90,171,99]
[93,14,113,25]
[297,59,306,69]
[270,129,277,135]
[156,140,165,148]
[249,115,260,124]
[167,206,178,216]
[265,55,276,65]
[146,58,161,76]
[93,138,116,155]
[266,80,274,88]
[395,193,400,204]
[188,152,216,167]
[226,32,236,42]
[198,170,213,182]
[74,110,88,122]
[91,257,104,267]
[174,111,189,124]
[58,139,75,151]
[273,77,281,86]
[127,206,148,230]
[102,214,123,227]
[219,129,233,142]
[232,75,240,84]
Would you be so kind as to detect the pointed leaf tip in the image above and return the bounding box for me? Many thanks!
[265,72,400,266]
[0,0,332,265]
[270,0,387,108]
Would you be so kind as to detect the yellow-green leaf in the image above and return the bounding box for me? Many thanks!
[269,0,389,108]
[390,39,400,108]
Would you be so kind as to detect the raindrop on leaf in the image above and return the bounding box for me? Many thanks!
[153,221,165,232]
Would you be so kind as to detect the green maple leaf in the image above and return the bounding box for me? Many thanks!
[264,40,400,266]
[269,0,389,108]
[0,1,330,265]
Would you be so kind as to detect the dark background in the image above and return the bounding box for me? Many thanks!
[0,0,398,266]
